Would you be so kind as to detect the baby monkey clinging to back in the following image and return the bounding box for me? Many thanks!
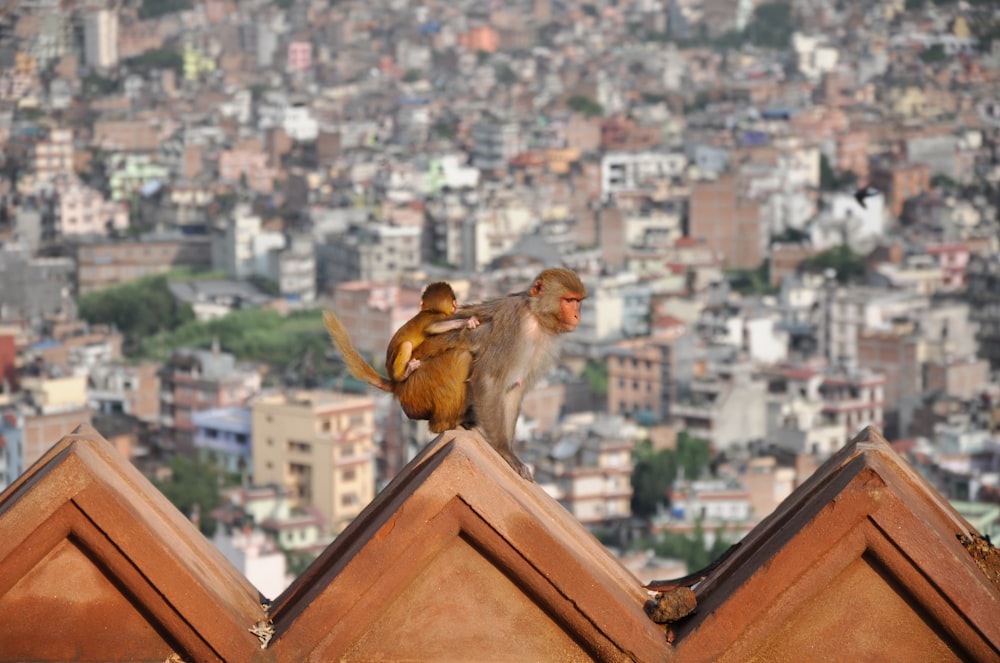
[323,281,479,433]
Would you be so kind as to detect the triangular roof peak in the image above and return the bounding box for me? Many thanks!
[0,424,268,661]
[269,428,670,662]
[672,426,1000,663]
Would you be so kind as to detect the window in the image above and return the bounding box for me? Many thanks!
[289,441,312,453]
[342,468,356,482]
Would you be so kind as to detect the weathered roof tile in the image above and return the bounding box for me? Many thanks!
[269,428,670,662]
[0,424,268,662]
[672,426,1000,663]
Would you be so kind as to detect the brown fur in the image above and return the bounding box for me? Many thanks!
[323,282,475,433]
[445,267,587,480]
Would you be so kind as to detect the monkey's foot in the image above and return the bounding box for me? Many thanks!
[402,358,421,379]
[504,455,534,482]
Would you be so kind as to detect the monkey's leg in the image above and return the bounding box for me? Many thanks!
[475,376,533,481]
[428,350,472,433]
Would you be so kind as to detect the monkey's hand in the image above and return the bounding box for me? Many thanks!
[401,358,421,380]
[466,316,480,329]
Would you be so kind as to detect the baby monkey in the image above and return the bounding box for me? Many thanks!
[323,281,479,432]
[385,282,479,382]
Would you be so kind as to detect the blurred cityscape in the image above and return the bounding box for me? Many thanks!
[0,0,999,594]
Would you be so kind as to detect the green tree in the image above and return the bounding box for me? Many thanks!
[124,48,183,76]
[651,520,734,571]
[153,454,222,536]
[919,44,947,64]
[83,73,118,96]
[675,431,711,483]
[728,260,777,296]
[567,94,604,118]
[138,0,193,19]
[630,432,711,518]
[77,275,195,354]
[583,359,608,396]
[746,2,794,50]
[496,63,518,86]
[800,244,866,284]
[631,439,677,518]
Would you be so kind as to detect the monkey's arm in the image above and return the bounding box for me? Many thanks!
[424,316,480,335]
[389,340,415,382]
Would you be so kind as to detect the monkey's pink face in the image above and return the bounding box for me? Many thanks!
[559,295,584,332]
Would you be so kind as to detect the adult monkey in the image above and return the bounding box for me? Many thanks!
[323,281,478,433]
[446,266,587,481]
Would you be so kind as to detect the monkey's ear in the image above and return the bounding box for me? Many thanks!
[529,279,544,297]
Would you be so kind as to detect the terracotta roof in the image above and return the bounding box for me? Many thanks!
[2,424,998,661]
[0,424,268,661]
[268,428,669,662]
[670,426,1000,662]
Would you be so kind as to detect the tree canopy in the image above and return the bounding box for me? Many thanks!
[153,454,222,536]
[77,274,195,354]
[799,244,866,284]
[631,431,711,518]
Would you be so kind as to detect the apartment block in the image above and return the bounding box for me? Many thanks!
[57,182,128,236]
[251,390,377,534]
[871,162,930,218]
[966,254,1000,370]
[535,422,634,525]
[192,406,253,478]
[88,361,161,423]
[74,234,212,294]
[606,329,695,422]
[158,347,262,454]
[688,174,763,270]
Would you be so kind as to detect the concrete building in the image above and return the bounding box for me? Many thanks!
[0,245,75,322]
[321,222,421,285]
[87,362,161,424]
[211,204,285,281]
[471,116,523,172]
[0,409,22,492]
[74,234,212,294]
[251,390,377,534]
[607,328,696,422]
[600,151,687,202]
[158,347,262,454]
[688,174,763,271]
[83,8,119,70]
[818,368,886,441]
[192,406,253,478]
[966,253,1000,370]
[670,363,769,451]
[30,128,73,193]
[212,526,290,601]
[57,182,128,237]
[535,416,635,525]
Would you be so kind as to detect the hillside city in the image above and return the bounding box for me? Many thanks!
[1,0,1000,596]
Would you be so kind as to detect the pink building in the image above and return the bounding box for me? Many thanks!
[819,370,886,441]
[58,183,128,236]
[287,41,312,72]
[926,243,970,291]
[458,26,499,53]
[217,148,276,194]
[32,128,74,189]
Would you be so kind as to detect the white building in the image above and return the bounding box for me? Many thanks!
[84,9,119,70]
[212,527,291,601]
[601,151,687,202]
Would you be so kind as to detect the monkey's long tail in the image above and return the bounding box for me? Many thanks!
[322,310,393,392]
